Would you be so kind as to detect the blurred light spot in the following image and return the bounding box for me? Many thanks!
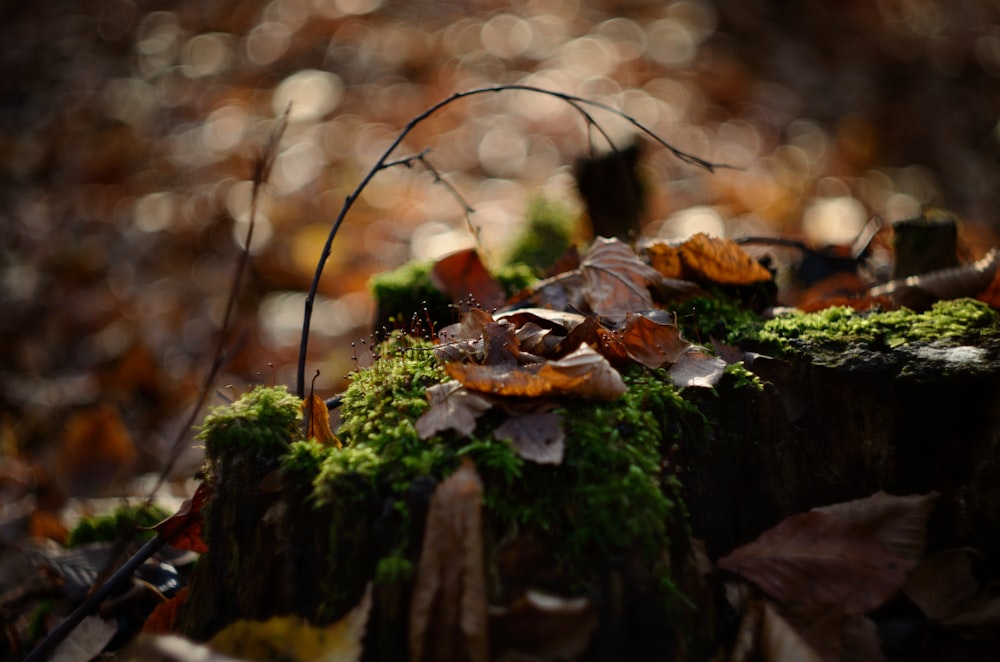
[273,70,344,122]
[895,164,937,203]
[104,78,158,128]
[411,222,475,261]
[315,0,384,17]
[246,21,292,65]
[557,36,617,77]
[655,206,725,239]
[786,119,829,165]
[202,105,250,154]
[802,197,866,246]
[134,192,177,232]
[885,193,922,221]
[481,14,533,59]
[478,125,528,177]
[232,212,273,254]
[181,33,234,78]
[975,29,1000,76]
[512,71,578,121]
[135,11,182,76]
[263,0,311,31]
[646,19,697,68]
[313,292,374,337]
[272,141,325,193]
[668,0,718,42]
[225,180,255,221]
[259,291,305,348]
[3,263,39,301]
[596,17,646,60]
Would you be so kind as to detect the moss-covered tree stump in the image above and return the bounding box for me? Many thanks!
[176,295,1000,659]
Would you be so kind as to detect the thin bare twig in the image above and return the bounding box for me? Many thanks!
[296,84,736,397]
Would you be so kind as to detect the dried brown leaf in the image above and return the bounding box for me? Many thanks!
[447,343,626,400]
[677,233,773,284]
[493,413,565,465]
[871,249,999,310]
[813,491,937,566]
[580,237,661,320]
[668,349,726,388]
[617,312,691,369]
[718,510,908,614]
[415,382,494,439]
[410,458,488,662]
[302,394,341,448]
[431,248,505,310]
[759,602,824,662]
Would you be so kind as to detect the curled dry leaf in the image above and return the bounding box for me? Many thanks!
[415,382,494,439]
[493,413,565,465]
[616,312,691,369]
[410,458,489,662]
[718,510,908,614]
[446,343,626,401]
[431,248,505,310]
[302,394,341,448]
[668,349,727,388]
[643,233,772,285]
[153,481,212,553]
[580,237,661,321]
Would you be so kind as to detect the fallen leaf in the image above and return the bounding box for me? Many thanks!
[447,343,626,400]
[616,312,691,369]
[123,634,245,661]
[813,491,938,566]
[677,233,773,284]
[152,482,212,553]
[644,241,684,279]
[483,321,521,365]
[415,382,494,439]
[718,510,908,614]
[302,394,341,448]
[779,604,885,662]
[493,413,565,465]
[431,249,505,310]
[580,237,661,321]
[668,349,726,388]
[209,583,371,662]
[143,587,189,635]
[410,458,489,662]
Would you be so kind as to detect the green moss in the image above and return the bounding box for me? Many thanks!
[67,502,170,547]
[675,294,766,346]
[369,259,537,331]
[722,362,765,391]
[374,554,414,585]
[506,196,577,270]
[758,298,999,353]
[198,385,303,458]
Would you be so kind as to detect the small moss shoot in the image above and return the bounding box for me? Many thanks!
[505,196,578,271]
[758,298,999,354]
[675,294,766,347]
[197,385,303,458]
[67,502,170,547]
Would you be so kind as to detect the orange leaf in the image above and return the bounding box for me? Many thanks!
[142,587,189,635]
[431,249,505,310]
[644,241,684,279]
[302,394,341,448]
[616,312,691,369]
[57,403,137,496]
[678,233,772,285]
[152,482,212,553]
[410,458,489,662]
[447,343,626,400]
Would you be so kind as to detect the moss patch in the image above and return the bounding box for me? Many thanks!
[67,502,170,547]
[197,385,303,458]
[758,298,1000,354]
[505,196,577,271]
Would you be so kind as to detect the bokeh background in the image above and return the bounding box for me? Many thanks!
[2,0,1000,495]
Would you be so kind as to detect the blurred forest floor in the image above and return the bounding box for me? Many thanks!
[2,0,1000,522]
